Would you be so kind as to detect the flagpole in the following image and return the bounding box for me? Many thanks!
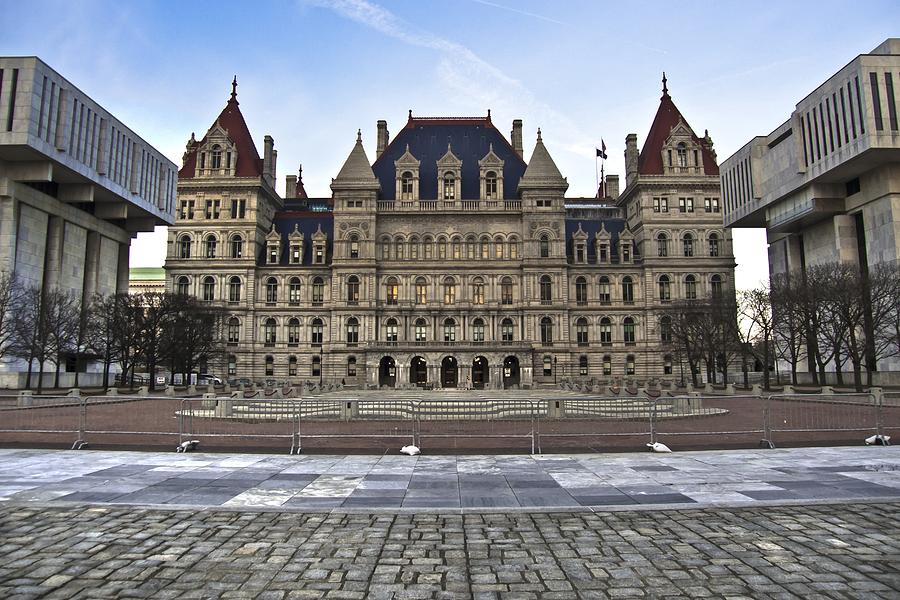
[600,162,605,199]
[594,152,599,198]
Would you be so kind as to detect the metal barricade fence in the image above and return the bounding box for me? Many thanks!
[412,398,537,454]
[879,391,900,439]
[296,397,416,453]
[652,395,767,449]
[80,395,183,450]
[536,396,653,452]
[0,395,82,448]
[765,393,879,446]
[180,397,300,453]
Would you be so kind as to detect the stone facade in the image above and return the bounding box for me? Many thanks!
[0,57,177,388]
[165,79,734,387]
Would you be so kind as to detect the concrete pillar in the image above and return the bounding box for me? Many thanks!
[116,242,129,294]
[214,399,233,417]
[106,387,118,396]
[43,215,65,291]
[82,231,101,303]
[17,390,33,407]
[0,196,18,273]
[833,215,860,266]
[66,388,80,397]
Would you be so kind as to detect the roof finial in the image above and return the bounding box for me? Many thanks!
[536,127,542,142]
[298,164,303,180]
[662,71,668,96]
[408,109,413,120]
[487,108,491,121]
[356,129,362,143]
[231,76,238,102]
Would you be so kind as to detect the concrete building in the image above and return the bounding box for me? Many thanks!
[721,39,900,378]
[128,267,166,296]
[165,78,734,387]
[0,57,176,387]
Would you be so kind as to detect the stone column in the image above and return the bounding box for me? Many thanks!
[82,231,101,303]
[43,215,65,291]
[116,242,130,294]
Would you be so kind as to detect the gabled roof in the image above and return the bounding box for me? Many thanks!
[371,112,527,200]
[179,77,264,179]
[637,76,719,176]
[331,130,380,190]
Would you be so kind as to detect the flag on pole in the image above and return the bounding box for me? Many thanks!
[596,139,607,160]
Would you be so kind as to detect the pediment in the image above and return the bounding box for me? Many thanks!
[437,143,462,167]
[395,144,420,168]
[479,143,504,167]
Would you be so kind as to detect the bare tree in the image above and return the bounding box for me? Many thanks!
[164,295,227,384]
[738,286,775,389]
[110,293,143,389]
[770,273,807,385]
[45,289,80,389]
[0,271,22,363]
[867,262,900,384]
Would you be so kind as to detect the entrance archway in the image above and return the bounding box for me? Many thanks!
[410,356,427,387]
[441,356,458,388]
[503,355,520,388]
[472,356,489,389]
[378,356,396,387]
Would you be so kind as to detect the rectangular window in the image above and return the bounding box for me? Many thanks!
[870,72,884,131]
[855,76,865,134]
[6,68,18,132]
[840,87,849,143]
[885,72,898,131]
[653,197,660,213]
[825,97,835,153]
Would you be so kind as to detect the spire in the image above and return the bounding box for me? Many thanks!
[661,71,668,97]
[331,130,380,191]
[230,76,238,103]
[296,164,308,198]
[518,128,568,193]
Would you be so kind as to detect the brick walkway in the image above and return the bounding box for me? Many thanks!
[1,502,898,599]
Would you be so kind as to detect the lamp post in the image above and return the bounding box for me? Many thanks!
[553,356,558,384]
[319,344,324,385]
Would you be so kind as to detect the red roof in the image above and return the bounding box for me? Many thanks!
[637,89,719,176]
[179,81,264,179]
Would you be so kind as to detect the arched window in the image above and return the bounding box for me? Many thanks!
[466,236,476,260]
[265,355,274,376]
[540,275,552,305]
[264,318,277,346]
[480,237,490,259]
[658,275,671,302]
[310,318,323,346]
[394,237,404,260]
[227,317,240,344]
[501,318,514,342]
[451,237,461,259]
[576,317,589,346]
[289,356,298,377]
[409,236,419,260]
[656,233,668,257]
[501,276,513,305]
[626,354,636,375]
[178,235,192,259]
[621,276,634,303]
[471,277,485,305]
[211,144,222,170]
[708,233,720,257]
[202,276,215,301]
[579,355,589,376]
[623,317,636,345]
[312,277,324,305]
[288,318,300,346]
[381,236,391,260]
[509,236,519,259]
[347,356,357,377]
[598,276,611,304]
[289,277,301,305]
[676,142,687,167]
[443,318,456,342]
[228,276,241,302]
[663,354,673,375]
[539,234,550,258]
[415,277,428,305]
[415,318,427,342]
[494,236,504,259]
[683,233,694,257]
[385,318,398,343]
[346,317,359,345]
[423,236,433,260]
[599,317,612,345]
[603,355,612,376]
[347,276,360,305]
[401,171,414,199]
[230,235,243,259]
[266,277,278,304]
[685,274,697,300]
[349,234,359,259]
[485,170,498,199]
[443,277,456,305]
[176,276,190,296]
[711,274,724,298]
[575,276,587,305]
[205,234,217,258]
[383,277,399,305]
[437,237,447,260]
[660,316,672,343]
[442,171,456,200]
[540,317,553,346]
[472,318,485,343]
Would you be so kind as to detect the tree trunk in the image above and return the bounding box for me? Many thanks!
[53,357,61,389]
[25,357,33,390]
[37,359,45,393]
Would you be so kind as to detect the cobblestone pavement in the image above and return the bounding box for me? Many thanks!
[1,447,899,511]
[0,501,898,599]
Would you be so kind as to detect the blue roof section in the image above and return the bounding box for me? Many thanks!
[260,211,334,266]
[565,217,638,262]
[372,119,527,200]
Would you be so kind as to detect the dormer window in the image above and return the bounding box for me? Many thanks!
[676,142,687,167]
[268,243,279,264]
[442,172,456,200]
[401,172,414,199]
[394,144,420,201]
[478,144,504,201]
[290,243,301,264]
[211,144,222,170]
[485,171,498,198]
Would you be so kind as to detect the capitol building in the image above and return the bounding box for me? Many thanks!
[164,78,735,388]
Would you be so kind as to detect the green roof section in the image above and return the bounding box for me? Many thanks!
[129,267,166,280]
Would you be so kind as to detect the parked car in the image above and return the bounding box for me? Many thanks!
[198,374,223,385]
[155,375,167,386]
[228,377,252,387]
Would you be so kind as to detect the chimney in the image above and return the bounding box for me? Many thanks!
[605,175,619,200]
[625,134,638,187]
[511,119,523,156]
[263,135,275,184]
[286,174,297,198]
[376,120,389,158]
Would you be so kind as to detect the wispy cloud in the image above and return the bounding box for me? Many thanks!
[469,0,569,27]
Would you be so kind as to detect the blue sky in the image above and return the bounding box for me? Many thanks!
[3,0,898,289]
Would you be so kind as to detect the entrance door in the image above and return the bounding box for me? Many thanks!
[410,356,427,387]
[379,356,396,387]
[472,356,489,389]
[502,356,520,388]
[441,356,458,388]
